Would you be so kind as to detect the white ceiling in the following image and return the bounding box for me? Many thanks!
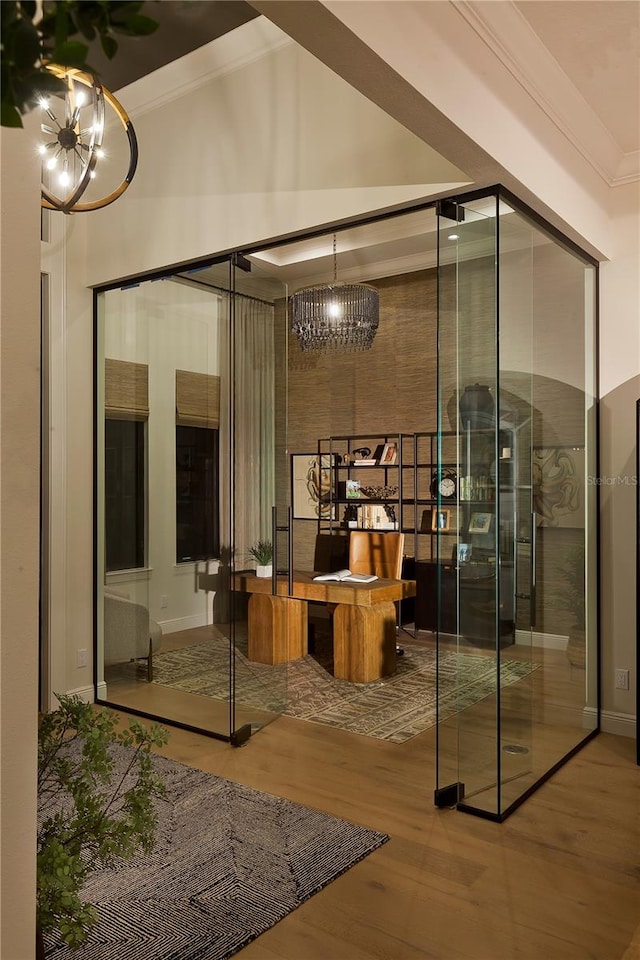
[109,1,639,187]
[516,0,640,156]
[102,0,638,287]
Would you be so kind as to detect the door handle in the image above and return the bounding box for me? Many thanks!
[271,504,293,596]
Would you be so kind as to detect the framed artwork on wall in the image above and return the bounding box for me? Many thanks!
[291,453,336,520]
[533,445,584,528]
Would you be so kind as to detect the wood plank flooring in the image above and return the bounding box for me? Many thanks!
[111,702,639,960]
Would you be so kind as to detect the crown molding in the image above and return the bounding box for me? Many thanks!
[613,150,640,187]
[454,1,639,187]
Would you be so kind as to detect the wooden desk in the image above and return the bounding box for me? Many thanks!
[232,571,416,683]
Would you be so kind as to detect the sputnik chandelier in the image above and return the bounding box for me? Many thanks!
[38,64,138,214]
[289,234,380,352]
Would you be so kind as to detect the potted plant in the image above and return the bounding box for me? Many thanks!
[37,695,168,957]
[249,539,273,578]
[557,543,586,668]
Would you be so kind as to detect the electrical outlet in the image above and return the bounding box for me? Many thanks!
[160,595,168,609]
[615,668,629,690]
[76,648,88,668]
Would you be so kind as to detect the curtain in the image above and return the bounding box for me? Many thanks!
[219,294,275,571]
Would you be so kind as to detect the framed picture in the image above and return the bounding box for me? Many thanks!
[432,508,451,532]
[457,542,472,563]
[468,511,493,535]
[380,441,397,465]
[291,453,336,520]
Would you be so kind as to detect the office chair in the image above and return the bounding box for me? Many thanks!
[348,530,404,579]
[346,531,406,655]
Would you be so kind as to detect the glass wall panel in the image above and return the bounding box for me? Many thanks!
[436,189,598,819]
[436,197,503,808]
[94,188,597,790]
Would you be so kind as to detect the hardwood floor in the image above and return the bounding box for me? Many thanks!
[112,701,640,960]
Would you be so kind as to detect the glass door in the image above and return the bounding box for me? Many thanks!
[96,255,290,742]
[435,190,598,820]
[96,262,238,738]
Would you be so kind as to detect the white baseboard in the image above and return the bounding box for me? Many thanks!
[600,709,636,738]
[96,681,108,701]
[515,629,569,651]
[583,706,636,737]
[63,684,95,704]
[158,614,209,634]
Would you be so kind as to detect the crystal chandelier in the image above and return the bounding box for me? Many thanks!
[290,235,380,352]
[38,64,138,214]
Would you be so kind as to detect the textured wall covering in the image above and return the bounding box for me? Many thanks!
[283,268,439,570]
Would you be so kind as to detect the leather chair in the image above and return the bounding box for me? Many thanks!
[348,530,404,580]
[326,531,406,655]
[348,532,405,654]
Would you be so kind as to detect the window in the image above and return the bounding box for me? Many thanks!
[105,419,145,571]
[176,425,219,562]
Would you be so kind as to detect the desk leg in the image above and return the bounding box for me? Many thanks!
[333,601,397,683]
[247,593,307,664]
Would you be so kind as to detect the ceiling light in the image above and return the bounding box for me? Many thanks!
[289,234,380,352]
[38,64,138,214]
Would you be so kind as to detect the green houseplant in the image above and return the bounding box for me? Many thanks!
[1,1,158,127]
[248,539,273,577]
[37,695,168,956]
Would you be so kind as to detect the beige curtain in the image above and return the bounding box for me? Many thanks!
[232,295,275,567]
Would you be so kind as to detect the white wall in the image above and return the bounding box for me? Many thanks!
[599,181,640,735]
[82,18,469,286]
[102,280,222,633]
[0,118,40,960]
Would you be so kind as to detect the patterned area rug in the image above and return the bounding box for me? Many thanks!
[153,634,536,744]
[44,746,388,960]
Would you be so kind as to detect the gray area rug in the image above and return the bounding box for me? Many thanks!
[44,746,388,960]
[153,634,536,743]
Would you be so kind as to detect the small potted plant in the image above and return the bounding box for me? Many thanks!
[249,539,273,578]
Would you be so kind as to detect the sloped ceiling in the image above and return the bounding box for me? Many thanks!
[88,1,259,90]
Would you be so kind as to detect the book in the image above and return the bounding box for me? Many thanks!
[313,569,378,583]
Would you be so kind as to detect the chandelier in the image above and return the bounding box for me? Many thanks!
[290,235,380,352]
[38,64,138,214]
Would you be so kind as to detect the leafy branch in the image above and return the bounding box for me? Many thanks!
[37,695,168,951]
[1,1,158,127]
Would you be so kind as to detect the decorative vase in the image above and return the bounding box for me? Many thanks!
[459,383,494,429]
[255,564,273,578]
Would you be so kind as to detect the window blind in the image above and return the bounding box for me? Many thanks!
[175,370,220,429]
[105,358,149,420]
